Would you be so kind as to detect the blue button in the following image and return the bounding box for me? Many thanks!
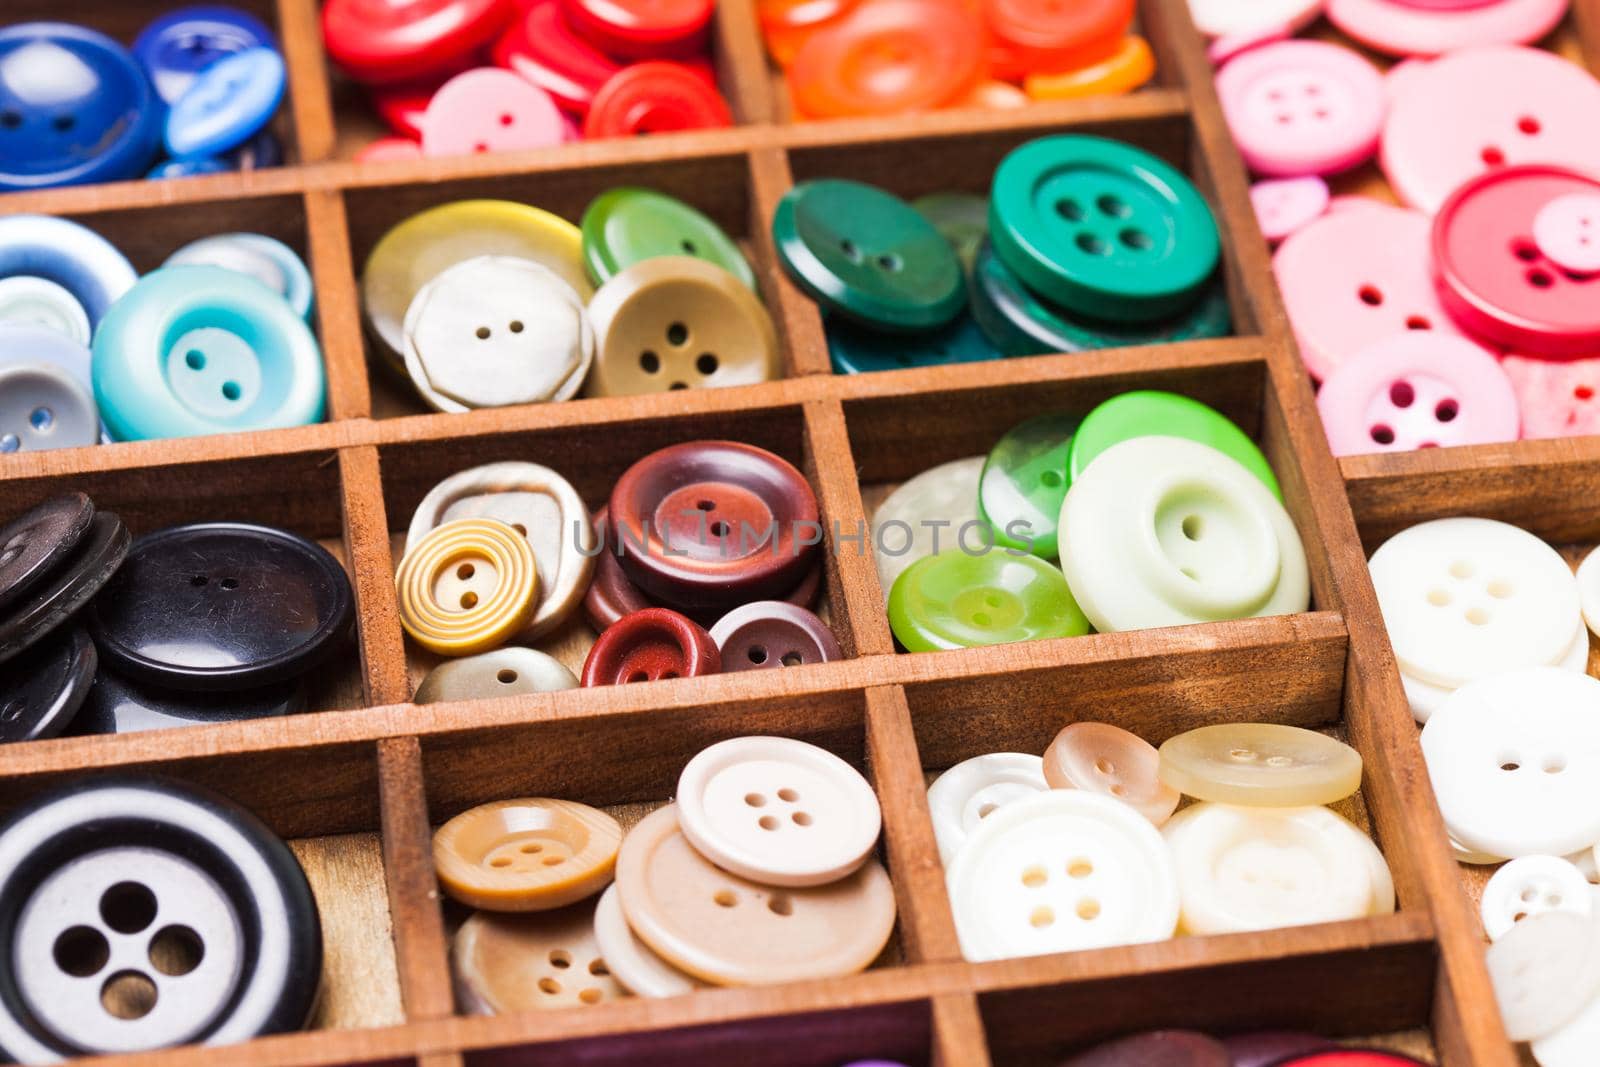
[228,127,282,169]
[827,312,1002,374]
[92,266,326,441]
[133,5,277,105]
[0,23,163,191]
[0,215,137,329]
[164,47,285,159]
[165,233,314,322]
[0,323,111,445]
[148,156,231,179]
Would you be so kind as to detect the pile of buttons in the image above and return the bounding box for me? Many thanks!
[761,0,1153,115]
[435,736,895,1008]
[322,0,733,162]
[1200,2,1600,453]
[0,11,285,189]
[874,390,1309,651]
[0,492,355,739]
[1057,1029,1425,1065]
[774,135,1231,374]
[932,720,1391,961]
[0,214,323,449]
[362,192,775,408]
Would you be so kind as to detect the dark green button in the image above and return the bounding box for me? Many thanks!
[582,187,756,289]
[827,311,1001,374]
[1068,390,1281,498]
[888,549,1089,652]
[912,191,989,270]
[978,413,1076,560]
[969,239,1230,357]
[774,179,965,332]
[990,135,1221,324]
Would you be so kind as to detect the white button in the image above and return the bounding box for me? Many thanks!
[591,884,704,998]
[0,363,99,453]
[1402,616,1590,724]
[1451,834,1505,866]
[1535,194,1600,275]
[0,276,91,345]
[1482,855,1594,941]
[675,737,882,888]
[871,456,984,602]
[1058,436,1309,633]
[403,255,593,413]
[1370,517,1580,691]
[926,753,1049,866]
[1535,989,1600,1067]
[1186,0,1322,38]
[945,790,1179,962]
[166,235,288,300]
[1487,909,1600,1044]
[1422,668,1600,858]
[1577,545,1600,642]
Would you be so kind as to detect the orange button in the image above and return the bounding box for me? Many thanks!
[789,0,986,119]
[434,798,623,911]
[985,0,1128,81]
[1024,35,1154,101]
[759,0,857,67]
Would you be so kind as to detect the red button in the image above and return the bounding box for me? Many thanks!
[984,0,1130,82]
[789,0,986,118]
[583,62,733,138]
[580,607,721,686]
[492,0,620,115]
[560,0,713,59]
[322,0,515,84]
[1434,164,1600,357]
[419,67,566,156]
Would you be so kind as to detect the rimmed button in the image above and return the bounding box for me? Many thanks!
[452,906,625,1014]
[0,493,95,614]
[560,0,712,59]
[0,277,91,344]
[708,601,840,671]
[870,455,983,601]
[978,412,1076,560]
[164,47,285,159]
[134,6,277,104]
[1328,0,1568,57]
[0,363,98,454]
[912,192,989,270]
[0,215,136,329]
[0,512,128,666]
[414,647,577,703]
[1022,35,1154,101]
[1073,389,1278,493]
[396,518,539,656]
[493,0,618,115]
[1533,193,1600,274]
[788,0,985,119]
[164,234,314,324]
[591,884,704,997]
[0,627,94,742]
[582,187,755,289]
[1157,723,1363,807]
[0,326,102,445]
[1045,722,1178,826]
[889,549,1090,652]
[580,607,720,686]
[583,62,732,138]
[72,670,304,735]
[1481,854,1591,940]
[420,68,565,157]
[434,798,622,911]
[321,0,515,84]
[1502,353,1600,439]
[983,0,1129,82]
[1187,0,1321,38]
[1216,40,1383,178]
[1488,910,1600,1043]
[926,753,1048,865]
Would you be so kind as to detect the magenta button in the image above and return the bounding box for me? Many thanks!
[1217,40,1384,177]
[419,67,565,157]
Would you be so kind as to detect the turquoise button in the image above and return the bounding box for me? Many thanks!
[1068,390,1281,498]
[827,312,1001,374]
[990,135,1221,324]
[978,413,1076,560]
[164,47,285,158]
[92,265,325,441]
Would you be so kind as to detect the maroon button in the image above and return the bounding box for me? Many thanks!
[709,601,840,671]
[1222,1032,1336,1067]
[580,607,721,686]
[1058,1031,1230,1067]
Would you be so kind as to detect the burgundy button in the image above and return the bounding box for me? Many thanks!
[580,607,721,686]
[1058,1031,1231,1066]
[1222,1031,1336,1067]
[709,601,841,671]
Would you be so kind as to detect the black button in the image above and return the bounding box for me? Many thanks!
[72,669,304,735]
[0,513,129,666]
[0,627,96,743]
[0,493,95,614]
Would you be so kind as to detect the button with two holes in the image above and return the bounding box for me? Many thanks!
[163,47,285,159]
[580,607,720,686]
[707,601,841,672]
[888,549,1090,652]
[396,518,539,657]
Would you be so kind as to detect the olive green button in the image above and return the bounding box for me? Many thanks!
[1068,390,1281,498]
[990,135,1221,324]
[888,549,1090,652]
[978,413,1076,560]
[581,187,756,290]
[827,312,1001,374]
[912,192,989,270]
[774,179,965,332]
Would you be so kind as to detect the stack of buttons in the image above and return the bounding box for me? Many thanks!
[321,0,734,163]
[1056,1029,1424,1065]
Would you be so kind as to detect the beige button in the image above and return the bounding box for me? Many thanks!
[414,647,577,703]
[614,805,895,986]
[407,462,596,639]
[585,256,779,397]
[591,884,706,998]
[1044,722,1180,827]
[434,798,622,911]
[452,904,625,1014]
[396,518,540,656]
[1158,723,1363,808]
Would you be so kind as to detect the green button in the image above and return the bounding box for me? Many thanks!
[978,413,1077,560]
[990,135,1221,324]
[582,187,756,289]
[969,239,1230,357]
[827,311,1001,374]
[774,179,965,332]
[1068,390,1281,498]
[912,191,989,270]
[888,549,1090,652]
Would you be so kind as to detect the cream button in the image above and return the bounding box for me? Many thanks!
[1044,723,1178,826]
[1488,909,1600,1043]
[1157,723,1363,808]
[414,647,577,703]
[434,798,622,911]
[0,276,91,345]
[591,884,705,998]
[1577,545,1600,641]
[1451,835,1505,866]
[871,455,985,602]
[395,518,540,656]
[453,905,626,1014]
[1533,952,1600,1065]
[1482,855,1593,941]
[926,753,1049,866]
[1401,616,1591,724]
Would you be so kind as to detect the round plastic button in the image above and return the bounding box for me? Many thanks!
[1223,1033,1338,1067]
[1061,1031,1231,1067]
[888,549,1091,652]
[592,884,705,997]
[0,493,94,614]
[1217,41,1383,178]
[828,311,1002,374]
[396,518,540,656]
[371,71,436,137]
[148,156,232,179]
[1502,352,1600,439]
[708,601,841,670]
[872,456,984,600]
[134,6,277,104]
[0,512,127,667]
[165,234,314,323]
[583,62,732,138]
[1187,0,1321,38]
[984,0,1129,77]
[1045,722,1179,826]
[1327,0,1568,57]
[1401,611,1589,725]
[1481,854,1592,941]
[1251,176,1329,244]
[561,0,711,59]
[164,47,285,159]
[321,0,515,84]
[434,798,622,910]
[1070,390,1279,497]
[0,626,94,742]
[990,135,1221,324]
[0,276,92,344]
[0,215,137,330]
[1023,35,1154,102]
[354,136,425,163]
[789,0,984,119]
[420,68,565,157]
[1253,1051,1427,1066]
[0,363,97,454]
[1534,193,1600,274]
[978,413,1075,560]
[414,647,577,702]
[926,752,1049,865]
[1580,545,1600,640]
[775,180,965,332]
[74,671,304,735]
[1158,723,1363,807]
[912,192,989,270]
[582,188,755,290]
[1489,909,1600,1044]
[580,607,721,686]
[493,0,619,115]
[452,908,625,1014]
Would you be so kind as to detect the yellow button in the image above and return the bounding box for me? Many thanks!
[1158,723,1364,808]
[435,798,623,911]
[396,518,539,656]
[1024,36,1154,102]
[452,906,626,1014]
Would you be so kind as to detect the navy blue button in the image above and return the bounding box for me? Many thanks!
[74,668,304,735]
[164,46,285,159]
[0,627,95,742]
[0,215,137,329]
[827,312,1002,374]
[133,5,278,105]
[0,23,163,191]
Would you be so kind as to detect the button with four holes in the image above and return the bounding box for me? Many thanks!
[396,517,540,656]
[453,908,626,1014]
[434,798,623,911]
[1217,40,1384,178]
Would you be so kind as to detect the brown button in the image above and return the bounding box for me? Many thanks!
[434,798,622,911]
[452,904,626,1014]
[708,601,841,671]
[580,607,721,687]
[585,256,779,397]
[613,804,896,985]
[1043,722,1180,827]
[414,647,578,703]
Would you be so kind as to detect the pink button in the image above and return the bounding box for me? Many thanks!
[1326,0,1568,57]
[1207,23,1292,65]
[1502,352,1600,437]
[1434,165,1600,357]
[419,68,566,157]
[1274,198,1492,381]
[1381,45,1600,214]
[355,136,426,162]
[1534,194,1600,274]
[1217,40,1384,177]
[1316,332,1519,455]
[1251,176,1329,242]
[1187,0,1323,39]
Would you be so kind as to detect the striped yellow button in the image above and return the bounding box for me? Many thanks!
[396,518,539,655]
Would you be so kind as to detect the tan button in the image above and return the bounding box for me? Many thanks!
[396,518,539,656]
[1044,722,1180,827]
[434,798,623,911]
[406,462,597,639]
[452,904,625,1014]
[592,884,706,998]
[414,647,578,703]
[1158,723,1363,808]
[585,256,779,397]
[614,804,895,986]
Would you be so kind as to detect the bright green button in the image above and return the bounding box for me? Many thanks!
[888,549,1090,652]
[989,135,1221,324]
[582,187,756,289]
[827,311,1000,374]
[978,413,1076,560]
[774,179,965,332]
[912,192,989,270]
[1068,390,1281,498]
[969,239,1230,357]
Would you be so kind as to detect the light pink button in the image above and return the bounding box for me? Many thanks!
[354,137,425,163]
[1434,165,1600,357]
[420,68,566,158]
[1274,198,1492,381]
[1381,45,1600,214]
[1252,176,1329,242]
[1326,0,1568,58]
[1217,40,1384,177]
[1207,23,1292,65]
[1534,194,1600,274]
[1187,0,1323,40]
[1502,352,1600,437]
[1317,332,1519,455]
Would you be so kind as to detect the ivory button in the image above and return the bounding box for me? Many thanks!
[871,456,984,602]
[414,647,577,703]
[1577,545,1600,641]
[1487,909,1600,1042]
[591,884,705,998]
[1045,722,1178,826]
[1481,855,1593,941]
[395,518,540,656]
[1401,616,1590,725]
[452,905,626,1014]
[1157,723,1363,808]
[926,753,1049,865]
[434,798,622,911]
[0,276,91,344]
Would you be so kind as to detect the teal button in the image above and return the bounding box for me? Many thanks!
[888,548,1090,652]
[912,191,989,270]
[1068,390,1280,498]
[581,187,756,290]
[990,135,1221,324]
[827,312,1001,374]
[978,413,1077,560]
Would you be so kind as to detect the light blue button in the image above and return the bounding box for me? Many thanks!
[0,215,136,329]
[165,233,314,322]
[148,157,232,180]
[0,322,111,443]
[164,47,285,159]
